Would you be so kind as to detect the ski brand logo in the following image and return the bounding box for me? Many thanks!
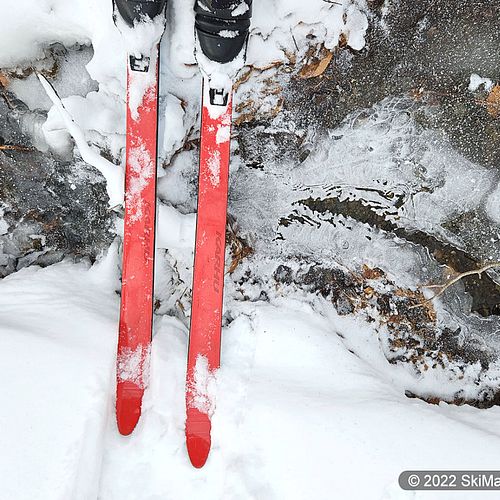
[213,231,223,293]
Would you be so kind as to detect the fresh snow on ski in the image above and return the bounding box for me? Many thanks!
[186,0,253,468]
[114,0,167,436]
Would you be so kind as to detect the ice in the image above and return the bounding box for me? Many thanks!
[230,97,500,266]
[486,183,500,225]
[8,45,98,112]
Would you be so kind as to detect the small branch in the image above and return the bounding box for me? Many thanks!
[37,72,124,207]
[0,144,33,152]
[411,262,500,309]
[289,28,299,52]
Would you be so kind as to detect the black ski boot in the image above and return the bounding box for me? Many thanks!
[113,0,168,71]
[194,0,252,63]
[113,0,167,26]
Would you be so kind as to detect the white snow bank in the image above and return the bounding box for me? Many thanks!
[98,296,500,499]
[2,253,500,499]
[0,1,95,68]
[0,251,119,500]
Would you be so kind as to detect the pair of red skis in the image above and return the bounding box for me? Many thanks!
[115,5,242,468]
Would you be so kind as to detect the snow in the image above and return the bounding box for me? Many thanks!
[38,73,125,207]
[126,139,155,221]
[2,255,500,499]
[0,0,369,208]
[216,114,232,144]
[0,253,119,500]
[218,30,238,39]
[232,2,250,17]
[0,217,8,236]
[207,149,221,187]
[469,73,494,92]
[156,203,196,250]
[117,345,151,389]
[216,123,231,144]
[126,45,160,121]
[186,355,217,415]
[160,94,187,162]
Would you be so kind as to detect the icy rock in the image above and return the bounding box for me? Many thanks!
[0,96,113,277]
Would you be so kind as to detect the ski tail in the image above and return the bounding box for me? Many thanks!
[185,79,233,468]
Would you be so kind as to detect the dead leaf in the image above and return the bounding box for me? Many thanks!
[338,33,348,48]
[283,49,297,66]
[362,264,384,280]
[299,46,333,79]
[0,72,9,87]
[234,67,253,91]
[486,84,500,118]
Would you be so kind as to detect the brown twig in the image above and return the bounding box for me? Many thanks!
[0,144,33,152]
[411,262,500,309]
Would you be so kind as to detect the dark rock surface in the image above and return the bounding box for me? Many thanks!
[287,0,500,168]
[0,90,112,277]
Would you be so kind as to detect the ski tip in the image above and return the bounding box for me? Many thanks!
[186,433,211,468]
[116,381,144,436]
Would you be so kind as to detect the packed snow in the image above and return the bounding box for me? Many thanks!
[1,0,500,499]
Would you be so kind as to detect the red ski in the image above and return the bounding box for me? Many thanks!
[116,49,160,435]
[113,0,166,436]
[185,79,233,467]
[186,0,252,468]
